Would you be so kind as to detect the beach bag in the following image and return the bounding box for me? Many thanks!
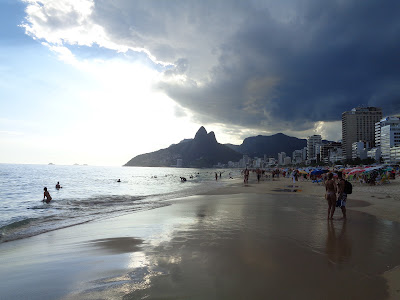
[344,180,352,194]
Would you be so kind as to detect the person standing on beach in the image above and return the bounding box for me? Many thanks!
[337,172,347,219]
[244,168,249,184]
[43,187,52,204]
[325,173,337,219]
[215,172,218,181]
[256,168,261,183]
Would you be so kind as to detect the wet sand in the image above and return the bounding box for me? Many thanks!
[1,176,400,299]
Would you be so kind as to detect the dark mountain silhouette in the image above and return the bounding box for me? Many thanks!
[225,133,307,158]
[124,126,243,167]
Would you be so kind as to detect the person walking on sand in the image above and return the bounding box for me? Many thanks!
[337,172,347,219]
[325,173,337,219]
[43,187,52,204]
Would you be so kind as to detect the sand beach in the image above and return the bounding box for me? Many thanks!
[1,173,400,299]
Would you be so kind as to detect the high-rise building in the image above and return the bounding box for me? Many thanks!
[278,152,286,165]
[342,107,382,159]
[375,117,400,148]
[307,135,322,161]
[381,124,400,163]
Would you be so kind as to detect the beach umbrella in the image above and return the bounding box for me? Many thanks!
[311,170,324,175]
[363,166,382,173]
[298,170,308,174]
[348,168,365,175]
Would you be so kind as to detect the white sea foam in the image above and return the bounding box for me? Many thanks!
[0,164,240,242]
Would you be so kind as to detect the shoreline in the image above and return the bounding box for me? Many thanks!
[1,174,400,299]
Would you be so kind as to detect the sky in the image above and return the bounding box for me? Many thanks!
[1,0,400,166]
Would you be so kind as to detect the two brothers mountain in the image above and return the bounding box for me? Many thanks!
[124,126,308,168]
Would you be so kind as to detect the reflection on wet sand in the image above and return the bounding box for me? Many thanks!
[85,237,143,254]
[64,193,400,299]
[326,220,352,264]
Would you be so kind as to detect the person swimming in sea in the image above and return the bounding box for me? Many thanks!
[43,187,52,204]
[56,181,62,189]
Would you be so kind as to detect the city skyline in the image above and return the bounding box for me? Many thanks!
[1,0,400,166]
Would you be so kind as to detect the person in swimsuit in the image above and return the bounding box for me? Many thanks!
[325,172,337,219]
[43,187,52,204]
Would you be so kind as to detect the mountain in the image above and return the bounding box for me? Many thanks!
[124,127,243,167]
[225,133,307,158]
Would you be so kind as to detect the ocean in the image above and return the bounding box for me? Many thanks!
[0,164,240,243]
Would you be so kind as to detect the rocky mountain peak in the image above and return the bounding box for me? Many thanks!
[194,126,208,140]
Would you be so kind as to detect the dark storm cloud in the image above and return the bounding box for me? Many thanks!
[155,0,400,131]
[23,0,400,133]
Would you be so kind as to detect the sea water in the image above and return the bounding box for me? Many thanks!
[0,164,240,243]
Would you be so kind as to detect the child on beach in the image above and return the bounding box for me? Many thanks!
[43,187,52,204]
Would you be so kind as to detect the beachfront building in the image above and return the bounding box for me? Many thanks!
[307,135,322,162]
[390,146,400,164]
[320,142,342,164]
[342,107,382,159]
[329,148,345,164]
[278,152,286,165]
[375,116,400,148]
[352,141,370,160]
[284,156,292,165]
[254,157,262,168]
[292,149,304,164]
[381,124,400,163]
[367,147,381,162]
[228,161,238,168]
[240,155,251,167]
[302,147,307,161]
[268,157,277,166]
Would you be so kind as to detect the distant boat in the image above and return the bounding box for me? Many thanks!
[48,163,54,165]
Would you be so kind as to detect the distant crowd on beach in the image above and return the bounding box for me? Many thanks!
[239,165,399,220]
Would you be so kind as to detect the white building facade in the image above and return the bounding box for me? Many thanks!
[381,124,400,164]
[307,135,322,161]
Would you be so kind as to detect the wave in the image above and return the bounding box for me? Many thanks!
[0,195,167,244]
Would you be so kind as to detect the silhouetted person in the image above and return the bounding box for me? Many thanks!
[56,181,61,189]
[337,172,347,219]
[43,187,52,204]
